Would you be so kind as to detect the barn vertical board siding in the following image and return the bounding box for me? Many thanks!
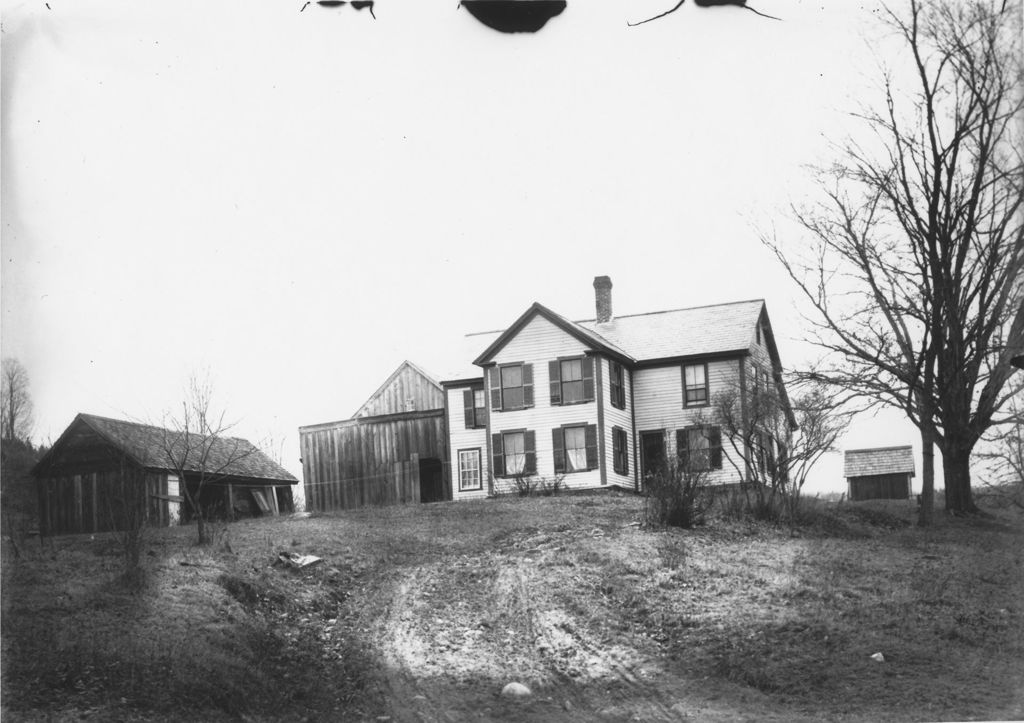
[299,411,446,511]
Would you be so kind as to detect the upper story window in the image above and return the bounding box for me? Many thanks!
[490,363,533,411]
[462,388,487,429]
[548,356,594,405]
[683,363,709,407]
[610,361,625,410]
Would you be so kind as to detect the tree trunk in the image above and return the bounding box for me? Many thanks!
[196,508,210,545]
[918,424,935,527]
[942,446,977,514]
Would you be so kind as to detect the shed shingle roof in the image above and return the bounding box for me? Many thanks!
[844,446,915,479]
[35,413,298,484]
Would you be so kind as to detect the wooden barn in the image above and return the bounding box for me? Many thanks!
[299,361,450,511]
[843,445,915,501]
[33,413,298,535]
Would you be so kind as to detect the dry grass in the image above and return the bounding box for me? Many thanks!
[3,492,1023,721]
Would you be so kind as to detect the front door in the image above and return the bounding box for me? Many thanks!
[640,431,667,481]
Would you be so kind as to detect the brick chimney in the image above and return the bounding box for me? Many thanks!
[593,276,613,324]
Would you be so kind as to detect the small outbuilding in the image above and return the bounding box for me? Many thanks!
[843,445,915,501]
[299,360,450,511]
[33,413,298,535]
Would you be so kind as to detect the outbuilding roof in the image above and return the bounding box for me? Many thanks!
[33,413,298,484]
[843,446,916,479]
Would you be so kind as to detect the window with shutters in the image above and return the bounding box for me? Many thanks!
[609,361,626,410]
[492,363,533,411]
[458,449,482,491]
[548,356,594,406]
[462,388,487,429]
[612,426,629,475]
[683,363,709,407]
[492,429,536,477]
[676,426,722,471]
[552,423,598,474]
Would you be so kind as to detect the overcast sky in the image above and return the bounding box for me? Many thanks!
[3,0,927,497]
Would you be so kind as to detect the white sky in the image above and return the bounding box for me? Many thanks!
[2,0,928,497]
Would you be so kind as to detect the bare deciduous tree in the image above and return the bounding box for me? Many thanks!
[156,373,259,545]
[1,358,34,443]
[976,388,1024,507]
[764,0,1024,523]
[715,380,849,521]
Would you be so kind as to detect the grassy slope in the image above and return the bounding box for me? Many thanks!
[2,492,1023,722]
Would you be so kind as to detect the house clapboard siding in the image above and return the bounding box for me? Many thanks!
[486,315,603,494]
[446,385,490,500]
[633,358,741,485]
[600,356,635,490]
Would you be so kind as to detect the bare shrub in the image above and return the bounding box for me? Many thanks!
[643,460,713,529]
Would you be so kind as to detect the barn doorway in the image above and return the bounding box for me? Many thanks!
[419,457,445,503]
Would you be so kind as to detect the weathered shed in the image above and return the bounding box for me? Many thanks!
[33,413,298,535]
[299,361,450,511]
[843,446,915,501]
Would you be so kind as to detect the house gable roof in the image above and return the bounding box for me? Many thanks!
[843,446,916,479]
[33,413,298,484]
[577,299,767,364]
[472,302,634,367]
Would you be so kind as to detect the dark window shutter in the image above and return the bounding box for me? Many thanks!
[548,360,562,406]
[490,367,502,411]
[710,426,722,470]
[612,427,622,474]
[585,424,598,470]
[552,427,565,474]
[491,433,504,477]
[676,429,689,469]
[610,363,624,409]
[524,430,536,474]
[582,356,595,401]
[621,429,629,474]
[463,390,475,429]
[522,364,534,408]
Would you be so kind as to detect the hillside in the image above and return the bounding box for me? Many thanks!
[3,492,1023,721]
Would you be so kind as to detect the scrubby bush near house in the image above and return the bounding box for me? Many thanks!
[643,462,713,528]
[511,474,564,497]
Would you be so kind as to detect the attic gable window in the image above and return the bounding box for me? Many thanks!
[490,363,534,412]
[548,356,594,405]
[683,363,709,407]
